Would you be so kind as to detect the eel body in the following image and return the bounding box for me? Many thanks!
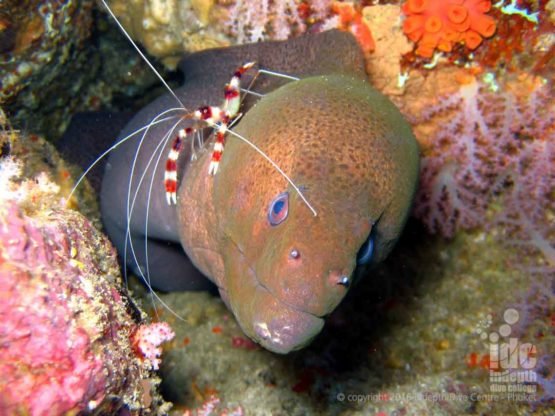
[100,30,419,353]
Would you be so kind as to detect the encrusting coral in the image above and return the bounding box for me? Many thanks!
[402,0,497,58]
[330,2,375,55]
[0,119,173,415]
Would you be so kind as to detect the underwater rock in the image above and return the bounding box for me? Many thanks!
[361,4,413,96]
[0,0,166,141]
[0,0,94,104]
[0,123,172,415]
[106,0,231,67]
[104,0,335,67]
[0,0,95,138]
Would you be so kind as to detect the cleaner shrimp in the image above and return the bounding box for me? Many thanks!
[66,0,318,321]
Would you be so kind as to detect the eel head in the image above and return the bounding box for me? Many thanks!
[210,74,419,353]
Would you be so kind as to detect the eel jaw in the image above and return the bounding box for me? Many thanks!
[223,239,325,354]
[250,289,325,354]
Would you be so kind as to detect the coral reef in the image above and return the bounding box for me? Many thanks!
[1,1,552,414]
[0,0,93,103]
[361,4,413,95]
[0,0,94,138]
[0,112,99,223]
[133,323,176,370]
[412,78,506,237]
[0,121,173,415]
[401,0,497,58]
[107,0,232,67]
[226,0,333,44]
[494,126,555,272]
[105,0,335,67]
[412,74,554,273]
[330,2,374,55]
[227,0,307,44]
[473,2,552,75]
[0,0,165,141]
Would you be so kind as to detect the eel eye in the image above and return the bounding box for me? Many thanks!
[356,233,374,265]
[268,192,289,226]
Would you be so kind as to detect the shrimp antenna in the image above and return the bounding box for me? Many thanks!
[209,121,318,217]
[99,0,186,110]
[64,113,180,205]
[236,68,315,214]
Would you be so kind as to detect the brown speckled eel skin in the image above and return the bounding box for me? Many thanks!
[101,30,419,353]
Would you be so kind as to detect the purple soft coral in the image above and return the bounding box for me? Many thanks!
[414,80,513,237]
[414,78,555,271]
[495,85,555,271]
[504,281,555,405]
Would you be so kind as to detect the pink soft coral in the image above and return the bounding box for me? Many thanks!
[413,77,554,271]
[414,80,508,237]
[132,322,175,370]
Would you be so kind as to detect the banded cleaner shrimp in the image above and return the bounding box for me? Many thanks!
[66,0,317,321]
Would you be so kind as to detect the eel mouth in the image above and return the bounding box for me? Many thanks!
[226,238,325,354]
[249,281,325,354]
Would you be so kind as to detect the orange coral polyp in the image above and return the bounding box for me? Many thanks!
[453,20,472,33]
[403,15,426,38]
[417,43,436,57]
[420,33,440,52]
[407,0,429,14]
[402,0,496,58]
[474,0,491,13]
[447,5,468,24]
[437,39,453,52]
[470,14,496,37]
[425,16,443,33]
[443,27,460,42]
[464,30,483,49]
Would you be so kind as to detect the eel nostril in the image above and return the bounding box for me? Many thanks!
[337,275,350,287]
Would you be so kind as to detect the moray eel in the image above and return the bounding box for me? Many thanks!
[100,30,419,353]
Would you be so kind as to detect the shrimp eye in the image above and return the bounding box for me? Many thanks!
[199,106,212,119]
[356,233,374,265]
[268,192,289,226]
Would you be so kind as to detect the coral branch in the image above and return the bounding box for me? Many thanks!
[132,322,175,370]
[413,76,554,271]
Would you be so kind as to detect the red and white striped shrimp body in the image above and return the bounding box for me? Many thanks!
[163,62,255,205]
